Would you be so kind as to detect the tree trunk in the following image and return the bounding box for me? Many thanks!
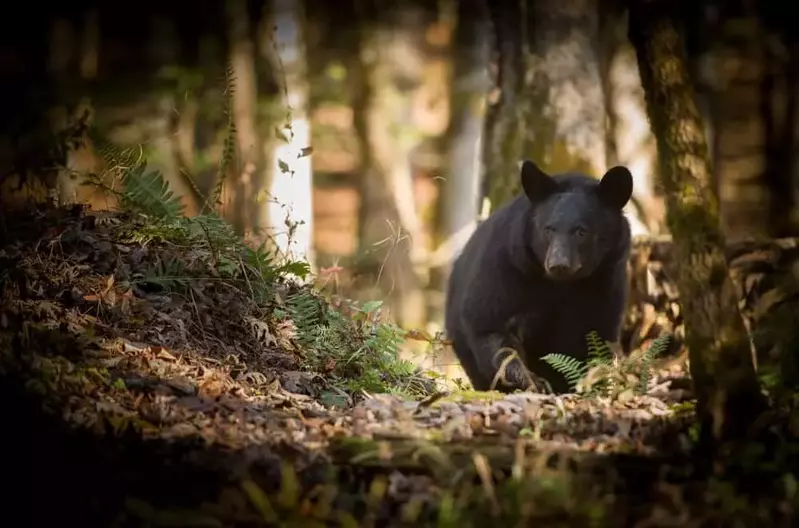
[483,0,612,213]
[439,0,491,282]
[225,0,263,234]
[267,0,315,267]
[598,1,663,235]
[481,1,527,211]
[699,9,772,240]
[524,0,606,177]
[431,0,492,378]
[628,1,767,454]
[58,9,107,210]
[692,3,799,240]
[524,0,607,176]
[350,4,426,329]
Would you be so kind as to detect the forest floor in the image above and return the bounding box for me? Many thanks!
[1,204,798,527]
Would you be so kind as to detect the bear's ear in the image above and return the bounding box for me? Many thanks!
[521,160,557,203]
[598,166,633,210]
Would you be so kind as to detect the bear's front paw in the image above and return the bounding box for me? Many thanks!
[492,359,541,393]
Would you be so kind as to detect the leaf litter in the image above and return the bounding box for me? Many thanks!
[1,204,795,526]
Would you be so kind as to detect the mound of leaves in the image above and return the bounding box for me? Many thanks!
[0,203,429,398]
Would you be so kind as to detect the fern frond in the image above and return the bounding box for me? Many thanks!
[121,165,185,220]
[90,128,145,174]
[541,353,588,391]
[141,258,188,291]
[190,212,243,252]
[286,290,324,348]
[637,334,671,394]
[585,330,614,368]
[211,64,238,210]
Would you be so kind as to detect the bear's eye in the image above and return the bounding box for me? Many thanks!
[573,227,587,238]
[543,226,555,239]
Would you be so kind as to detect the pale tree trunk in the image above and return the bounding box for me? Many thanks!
[525,0,606,176]
[439,0,492,272]
[629,0,767,455]
[430,0,491,377]
[598,2,662,236]
[483,0,611,212]
[266,0,315,268]
[367,5,429,277]
[226,0,263,234]
[351,5,427,329]
[150,15,199,217]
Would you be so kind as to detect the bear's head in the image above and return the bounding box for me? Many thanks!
[520,160,633,281]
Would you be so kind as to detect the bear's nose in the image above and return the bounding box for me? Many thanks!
[546,263,573,279]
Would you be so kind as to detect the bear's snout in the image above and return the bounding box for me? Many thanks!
[544,239,582,279]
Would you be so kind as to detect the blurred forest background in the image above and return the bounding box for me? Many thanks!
[0,0,797,382]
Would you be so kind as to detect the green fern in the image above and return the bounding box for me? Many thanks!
[637,334,672,394]
[277,292,418,395]
[541,331,672,397]
[211,64,237,210]
[139,258,189,292]
[585,331,614,368]
[284,290,324,349]
[121,164,186,220]
[540,353,589,391]
[90,129,144,174]
[89,128,185,221]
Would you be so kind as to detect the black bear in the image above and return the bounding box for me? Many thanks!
[445,160,633,394]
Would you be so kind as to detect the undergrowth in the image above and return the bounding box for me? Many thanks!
[542,332,673,398]
[80,67,426,399]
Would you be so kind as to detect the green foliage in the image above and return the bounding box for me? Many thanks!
[276,293,422,397]
[586,331,615,367]
[140,258,189,292]
[638,332,671,394]
[85,131,424,399]
[90,131,185,221]
[542,331,672,398]
[121,164,186,220]
[538,354,588,391]
[212,64,237,210]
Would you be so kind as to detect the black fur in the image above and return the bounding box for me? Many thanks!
[445,161,633,393]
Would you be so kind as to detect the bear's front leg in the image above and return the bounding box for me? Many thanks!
[464,331,535,392]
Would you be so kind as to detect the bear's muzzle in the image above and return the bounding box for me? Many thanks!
[544,237,582,280]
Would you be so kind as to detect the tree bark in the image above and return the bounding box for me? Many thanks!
[350,4,426,329]
[598,1,664,236]
[524,0,606,177]
[481,1,527,212]
[628,0,767,455]
[440,0,491,282]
